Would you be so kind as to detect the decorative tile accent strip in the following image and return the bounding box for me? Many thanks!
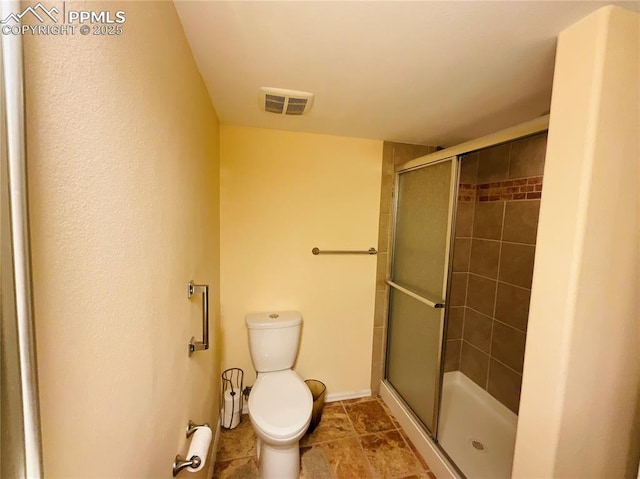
[458,183,477,202]
[458,176,543,202]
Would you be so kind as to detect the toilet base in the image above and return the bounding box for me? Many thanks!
[257,439,300,479]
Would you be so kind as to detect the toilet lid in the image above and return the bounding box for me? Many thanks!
[249,370,312,440]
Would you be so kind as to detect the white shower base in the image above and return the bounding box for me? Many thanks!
[438,371,518,479]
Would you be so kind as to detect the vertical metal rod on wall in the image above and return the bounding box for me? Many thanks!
[1,0,44,476]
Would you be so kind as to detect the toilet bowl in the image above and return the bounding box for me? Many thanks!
[249,370,312,478]
[246,311,312,479]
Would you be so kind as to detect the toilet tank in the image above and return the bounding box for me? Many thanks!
[246,311,302,372]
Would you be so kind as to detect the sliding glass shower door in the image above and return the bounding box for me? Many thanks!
[385,157,458,435]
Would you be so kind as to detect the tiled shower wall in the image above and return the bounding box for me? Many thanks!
[444,132,547,414]
[370,142,438,395]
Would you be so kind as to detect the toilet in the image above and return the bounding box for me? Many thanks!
[246,311,312,479]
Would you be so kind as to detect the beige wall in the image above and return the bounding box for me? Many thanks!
[24,2,221,477]
[220,125,382,395]
[514,6,640,478]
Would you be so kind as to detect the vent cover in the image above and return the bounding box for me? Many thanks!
[259,87,314,116]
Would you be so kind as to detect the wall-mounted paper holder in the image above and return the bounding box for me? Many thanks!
[172,420,210,476]
[187,281,209,356]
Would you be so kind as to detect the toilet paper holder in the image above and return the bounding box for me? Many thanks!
[172,420,210,477]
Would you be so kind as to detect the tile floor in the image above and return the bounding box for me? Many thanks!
[212,396,436,479]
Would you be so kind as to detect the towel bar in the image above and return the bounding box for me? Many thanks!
[312,247,377,255]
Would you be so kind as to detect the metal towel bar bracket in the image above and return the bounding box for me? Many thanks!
[312,247,377,255]
[187,281,209,356]
[172,421,210,476]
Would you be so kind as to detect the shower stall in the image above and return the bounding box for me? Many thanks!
[381,120,548,479]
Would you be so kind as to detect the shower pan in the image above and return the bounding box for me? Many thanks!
[382,120,548,479]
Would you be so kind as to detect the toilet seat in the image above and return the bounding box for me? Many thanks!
[249,370,312,441]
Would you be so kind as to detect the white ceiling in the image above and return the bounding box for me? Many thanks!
[175,1,639,147]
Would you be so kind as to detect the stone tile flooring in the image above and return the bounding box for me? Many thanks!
[212,396,436,479]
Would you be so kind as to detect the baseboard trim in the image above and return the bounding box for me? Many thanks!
[325,388,372,403]
[379,381,460,479]
[240,388,373,415]
[207,415,222,479]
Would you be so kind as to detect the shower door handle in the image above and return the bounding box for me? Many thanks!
[187,281,209,356]
[387,281,445,309]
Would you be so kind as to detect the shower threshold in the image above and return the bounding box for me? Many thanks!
[379,381,461,479]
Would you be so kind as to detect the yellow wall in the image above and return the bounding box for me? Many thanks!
[24,2,221,477]
[220,125,382,395]
[514,6,640,478]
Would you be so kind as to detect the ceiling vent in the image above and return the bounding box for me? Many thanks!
[259,87,314,116]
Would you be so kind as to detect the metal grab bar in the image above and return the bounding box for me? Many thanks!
[312,247,377,255]
[187,282,209,356]
[386,280,445,309]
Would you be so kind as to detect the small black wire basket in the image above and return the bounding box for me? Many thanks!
[221,368,243,429]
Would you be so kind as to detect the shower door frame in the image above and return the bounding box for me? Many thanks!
[383,154,461,439]
[1,2,44,477]
[378,116,550,479]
